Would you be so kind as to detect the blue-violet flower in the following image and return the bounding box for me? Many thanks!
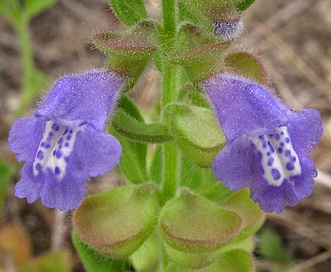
[8,70,123,211]
[203,73,323,213]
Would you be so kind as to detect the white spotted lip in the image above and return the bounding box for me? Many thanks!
[251,126,301,186]
[33,120,84,180]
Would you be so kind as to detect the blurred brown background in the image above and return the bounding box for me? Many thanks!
[0,0,330,271]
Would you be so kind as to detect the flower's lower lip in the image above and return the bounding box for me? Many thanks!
[251,126,301,187]
[33,120,84,180]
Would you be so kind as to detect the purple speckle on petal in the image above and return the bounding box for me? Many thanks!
[271,168,281,180]
[35,163,42,171]
[37,150,44,160]
[66,135,71,140]
[277,147,283,153]
[55,167,61,175]
[267,157,274,166]
[65,143,69,147]
[291,156,297,162]
[52,123,60,131]
[55,151,63,158]
[286,162,295,171]
[285,150,291,157]
[268,141,275,152]
[285,137,290,143]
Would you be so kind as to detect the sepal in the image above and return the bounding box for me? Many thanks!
[220,189,265,244]
[170,23,230,82]
[164,103,225,167]
[92,21,157,90]
[224,52,268,84]
[159,189,241,268]
[73,183,160,259]
[180,0,244,40]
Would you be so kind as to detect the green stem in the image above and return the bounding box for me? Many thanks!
[14,14,36,116]
[161,65,181,200]
[162,0,177,38]
[160,0,180,201]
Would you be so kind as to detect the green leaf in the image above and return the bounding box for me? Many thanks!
[72,232,131,272]
[0,0,6,15]
[257,229,292,263]
[24,0,57,18]
[234,0,256,14]
[111,128,149,184]
[108,0,147,26]
[19,250,72,272]
[111,95,149,184]
[178,1,198,24]
[111,109,174,143]
[216,249,254,272]
[149,145,162,185]
[118,95,144,122]
[0,160,13,210]
[0,0,22,24]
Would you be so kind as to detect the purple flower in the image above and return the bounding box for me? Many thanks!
[8,70,123,211]
[203,73,323,213]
